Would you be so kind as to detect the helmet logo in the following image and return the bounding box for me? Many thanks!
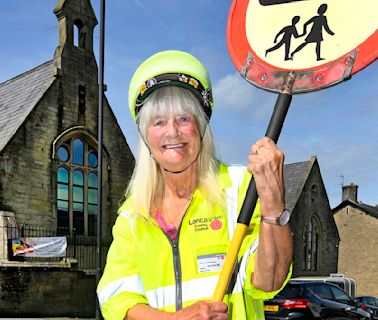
[140,78,158,96]
[178,74,189,83]
[146,78,157,88]
[188,78,199,89]
[140,84,148,96]
[201,88,212,107]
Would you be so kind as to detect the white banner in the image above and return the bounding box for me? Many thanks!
[12,236,67,257]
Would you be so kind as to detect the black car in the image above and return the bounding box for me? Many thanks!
[356,296,378,320]
[264,280,371,319]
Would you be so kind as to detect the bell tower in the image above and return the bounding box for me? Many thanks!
[52,0,99,128]
[53,0,98,74]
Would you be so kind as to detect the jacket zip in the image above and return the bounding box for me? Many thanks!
[172,237,182,310]
[161,197,194,311]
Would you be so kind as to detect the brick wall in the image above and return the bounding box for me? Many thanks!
[334,206,378,296]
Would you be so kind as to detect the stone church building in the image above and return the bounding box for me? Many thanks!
[0,0,134,317]
[284,156,339,277]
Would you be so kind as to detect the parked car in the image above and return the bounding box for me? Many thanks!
[356,296,378,319]
[264,280,371,319]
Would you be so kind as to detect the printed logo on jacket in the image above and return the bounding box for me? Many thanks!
[188,215,223,232]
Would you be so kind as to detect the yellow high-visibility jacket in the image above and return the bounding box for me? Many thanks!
[97,163,291,320]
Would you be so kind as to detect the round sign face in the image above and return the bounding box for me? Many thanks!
[227,0,378,93]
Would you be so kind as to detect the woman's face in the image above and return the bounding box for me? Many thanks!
[147,113,201,173]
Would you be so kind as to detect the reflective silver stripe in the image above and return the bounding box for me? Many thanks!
[146,284,176,309]
[146,275,219,309]
[97,274,145,306]
[226,165,259,293]
[233,239,258,293]
[226,165,247,240]
[182,275,219,302]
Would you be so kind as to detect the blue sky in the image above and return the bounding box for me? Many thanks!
[1,0,377,208]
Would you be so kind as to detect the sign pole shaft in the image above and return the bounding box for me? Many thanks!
[212,92,292,301]
[96,0,106,319]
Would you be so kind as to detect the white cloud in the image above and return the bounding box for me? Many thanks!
[213,72,276,121]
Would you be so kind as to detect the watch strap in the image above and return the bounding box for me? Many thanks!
[260,215,280,225]
[260,209,290,226]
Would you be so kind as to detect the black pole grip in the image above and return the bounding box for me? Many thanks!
[237,93,292,225]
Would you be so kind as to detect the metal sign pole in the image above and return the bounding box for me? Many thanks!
[96,0,106,319]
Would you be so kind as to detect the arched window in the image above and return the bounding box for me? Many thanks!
[56,136,98,235]
[302,214,321,271]
[311,184,318,202]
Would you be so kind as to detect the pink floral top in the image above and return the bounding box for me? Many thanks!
[155,212,178,241]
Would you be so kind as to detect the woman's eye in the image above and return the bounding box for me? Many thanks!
[152,118,166,126]
[177,115,192,125]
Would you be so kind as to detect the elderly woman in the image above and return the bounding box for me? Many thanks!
[97,50,293,320]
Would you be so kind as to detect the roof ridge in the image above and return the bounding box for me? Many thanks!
[0,60,53,87]
[284,159,311,167]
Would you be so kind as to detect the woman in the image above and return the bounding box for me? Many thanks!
[97,50,293,320]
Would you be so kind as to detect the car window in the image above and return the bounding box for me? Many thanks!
[311,284,333,300]
[277,284,302,298]
[367,297,377,306]
[330,286,354,305]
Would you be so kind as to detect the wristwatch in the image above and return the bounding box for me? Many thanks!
[260,209,291,226]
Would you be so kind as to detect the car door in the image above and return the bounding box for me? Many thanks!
[310,283,353,319]
[311,283,360,319]
[329,285,368,319]
[367,297,378,319]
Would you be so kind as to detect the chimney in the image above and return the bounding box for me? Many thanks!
[342,183,358,202]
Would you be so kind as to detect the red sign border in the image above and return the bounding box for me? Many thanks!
[227,0,378,76]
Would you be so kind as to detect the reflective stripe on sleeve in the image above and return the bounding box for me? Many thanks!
[234,239,258,293]
[97,274,145,306]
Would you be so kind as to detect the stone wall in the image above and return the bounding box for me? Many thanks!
[334,206,378,296]
[0,266,96,317]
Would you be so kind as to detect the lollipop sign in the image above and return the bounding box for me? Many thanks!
[227,0,378,92]
[213,0,378,303]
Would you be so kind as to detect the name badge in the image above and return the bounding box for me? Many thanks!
[197,253,226,273]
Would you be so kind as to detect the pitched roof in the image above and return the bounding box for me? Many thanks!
[332,199,378,219]
[284,157,316,211]
[0,60,55,151]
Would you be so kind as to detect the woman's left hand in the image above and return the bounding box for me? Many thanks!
[247,137,292,292]
[247,137,285,216]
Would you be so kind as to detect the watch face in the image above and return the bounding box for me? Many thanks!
[279,210,290,225]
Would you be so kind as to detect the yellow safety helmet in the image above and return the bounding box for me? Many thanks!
[128,50,213,122]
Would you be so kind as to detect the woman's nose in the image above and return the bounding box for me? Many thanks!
[165,119,179,137]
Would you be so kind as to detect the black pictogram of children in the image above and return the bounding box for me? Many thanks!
[265,4,335,61]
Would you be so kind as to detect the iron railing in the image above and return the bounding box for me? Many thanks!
[1,224,108,271]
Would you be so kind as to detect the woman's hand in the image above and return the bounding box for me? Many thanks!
[171,301,228,320]
[247,137,292,293]
[248,137,285,216]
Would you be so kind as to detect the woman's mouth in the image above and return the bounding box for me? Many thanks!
[163,143,186,150]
